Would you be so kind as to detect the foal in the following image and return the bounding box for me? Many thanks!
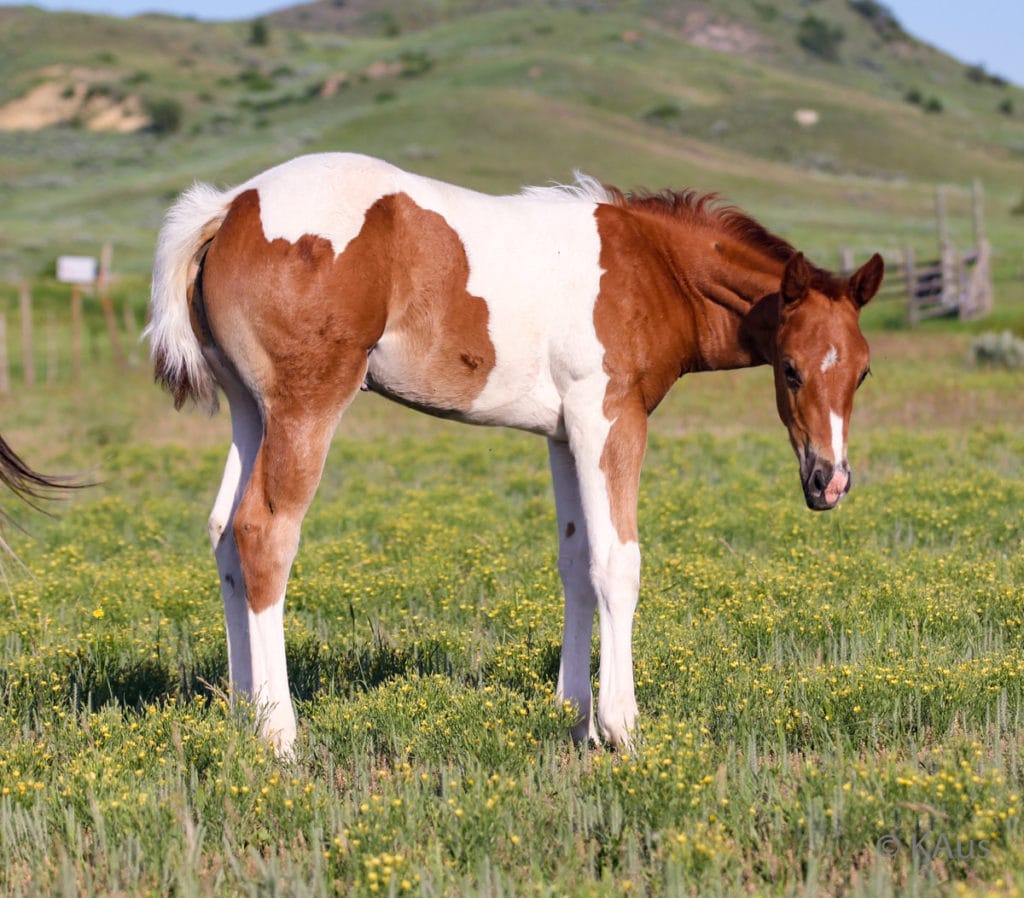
[147,153,882,753]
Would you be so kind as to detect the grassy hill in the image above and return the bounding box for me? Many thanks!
[0,0,1022,296]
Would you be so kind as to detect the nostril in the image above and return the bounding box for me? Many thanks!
[811,467,828,492]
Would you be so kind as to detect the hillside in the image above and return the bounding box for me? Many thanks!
[0,0,1022,284]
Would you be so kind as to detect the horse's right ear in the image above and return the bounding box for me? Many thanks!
[781,252,810,306]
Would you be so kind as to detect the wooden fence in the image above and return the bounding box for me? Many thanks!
[840,180,993,325]
[0,281,141,395]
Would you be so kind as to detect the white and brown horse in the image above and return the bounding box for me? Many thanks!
[147,153,882,754]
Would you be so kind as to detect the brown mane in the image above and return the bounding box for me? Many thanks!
[603,185,845,297]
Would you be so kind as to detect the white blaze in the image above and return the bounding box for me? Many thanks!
[820,345,838,374]
[829,410,845,463]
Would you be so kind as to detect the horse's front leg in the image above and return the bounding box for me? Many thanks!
[562,387,647,748]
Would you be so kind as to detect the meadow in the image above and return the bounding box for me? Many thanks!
[2,1,1024,894]
[0,279,1021,895]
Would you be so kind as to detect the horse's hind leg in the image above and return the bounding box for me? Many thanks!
[206,354,263,710]
[227,361,365,754]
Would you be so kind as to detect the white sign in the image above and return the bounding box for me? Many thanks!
[57,255,98,285]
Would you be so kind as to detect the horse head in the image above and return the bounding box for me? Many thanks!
[771,252,883,510]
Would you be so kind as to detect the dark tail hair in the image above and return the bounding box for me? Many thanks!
[0,434,82,512]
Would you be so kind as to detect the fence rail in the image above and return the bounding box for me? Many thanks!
[840,180,993,325]
[0,280,142,395]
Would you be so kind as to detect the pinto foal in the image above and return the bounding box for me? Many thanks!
[147,153,882,754]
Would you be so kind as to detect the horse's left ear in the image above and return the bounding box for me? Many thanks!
[849,253,885,308]
[781,252,811,306]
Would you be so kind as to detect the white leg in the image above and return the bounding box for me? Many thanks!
[207,357,263,695]
[562,382,646,747]
[548,439,599,744]
[593,539,641,746]
[248,600,296,753]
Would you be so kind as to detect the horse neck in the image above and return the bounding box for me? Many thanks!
[657,220,785,372]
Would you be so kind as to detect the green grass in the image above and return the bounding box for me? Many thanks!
[1,2,1024,892]
[0,308,1021,894]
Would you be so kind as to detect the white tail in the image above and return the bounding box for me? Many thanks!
[145,181,237,411]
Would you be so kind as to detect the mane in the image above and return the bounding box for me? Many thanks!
[604,185,845,296]
[520,174,844,295]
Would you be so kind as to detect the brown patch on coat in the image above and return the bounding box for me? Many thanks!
[197,188,496,612]
[199,189,495,414]
[589,197,796,543]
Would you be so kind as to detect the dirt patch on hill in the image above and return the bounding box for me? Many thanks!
[0,66,150,132]
[681,9,768,56]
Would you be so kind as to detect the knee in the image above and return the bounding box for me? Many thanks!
[208,510,230,550]
[591,540,641,598]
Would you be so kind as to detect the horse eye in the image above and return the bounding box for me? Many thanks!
[783,361,802,389]
[857,367,871,388]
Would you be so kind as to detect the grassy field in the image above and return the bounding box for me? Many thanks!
[1,1,1024,894]
[0,283,1021,895]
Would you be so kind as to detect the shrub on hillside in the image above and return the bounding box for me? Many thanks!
[143,97,182,135]
[967,331,1024,369]
[848,0,907,41]
[796,15,845,61]
[249,18,269,46]
[904,88,944,114]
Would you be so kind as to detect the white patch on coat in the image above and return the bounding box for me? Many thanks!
[829,409,845,463]
[251,153,609,438]
[820,345,838,374]
[248,600,296,754]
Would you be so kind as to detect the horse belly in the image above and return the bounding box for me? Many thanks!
[365,331,563,435]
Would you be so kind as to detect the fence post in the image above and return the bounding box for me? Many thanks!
[19,282,34,388]
[935,186,958,311]
[968,179,993,319]
[97,242,126,369]
[904,247,918,325]
[71,285,83,382]
[47,310,58,385]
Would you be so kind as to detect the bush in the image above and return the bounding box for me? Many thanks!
[239,67,275,91]
[966,64,988,84]
[398,50,434,78]
[143,96,182,135]
[643,101,683,125]
[796,15,845,61]
[848,0,907,41]
[248,18,269,46]
[966,63,1008,87]
[967,331,1024,369]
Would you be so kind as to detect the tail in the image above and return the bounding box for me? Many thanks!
[145,181,236,412]
[0,434,80,509]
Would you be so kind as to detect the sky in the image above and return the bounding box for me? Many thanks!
[8,0,1024,88]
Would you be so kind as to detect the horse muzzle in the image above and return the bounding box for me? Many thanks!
[801,455,851,511]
